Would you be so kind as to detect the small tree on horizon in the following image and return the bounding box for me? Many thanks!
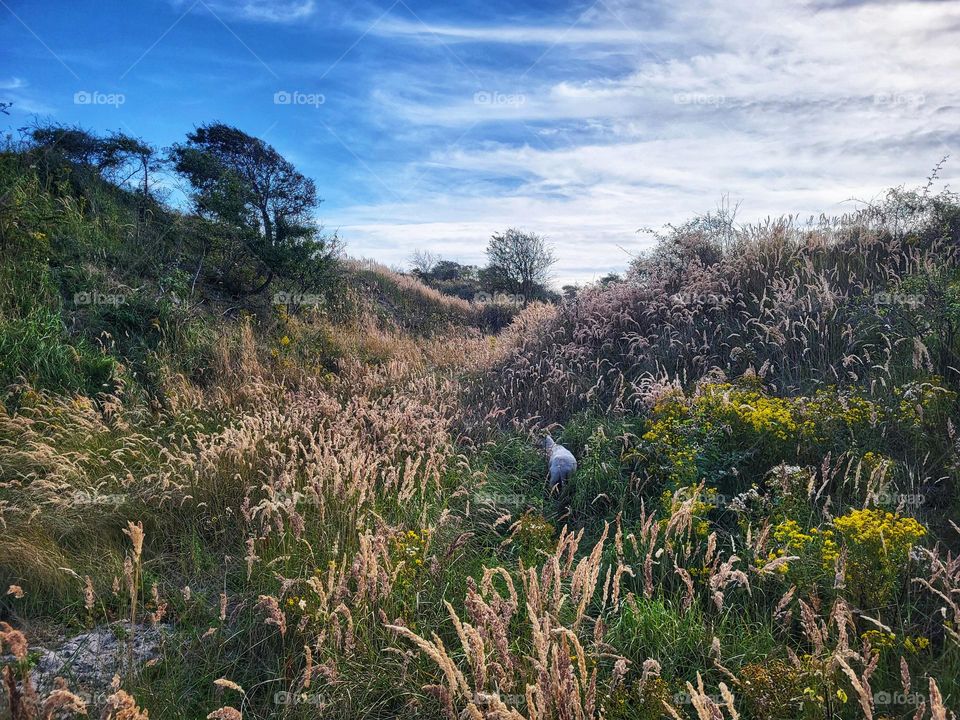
[409,249,440,278]
[485,228,556,304]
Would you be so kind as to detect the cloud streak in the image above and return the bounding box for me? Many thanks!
[169,0,316,24]
[332,0,960,284]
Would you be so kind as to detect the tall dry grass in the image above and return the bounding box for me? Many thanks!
[474,193,960,424]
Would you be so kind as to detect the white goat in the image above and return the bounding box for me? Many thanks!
[539,434,577,492]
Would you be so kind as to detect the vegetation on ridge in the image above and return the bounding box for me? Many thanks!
[1,125,958,719]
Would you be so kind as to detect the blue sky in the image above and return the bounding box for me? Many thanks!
[2,0,959,284]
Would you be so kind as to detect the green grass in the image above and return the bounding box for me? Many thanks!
[0,307,117,397]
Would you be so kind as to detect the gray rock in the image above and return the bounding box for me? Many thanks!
[3,621,168,699]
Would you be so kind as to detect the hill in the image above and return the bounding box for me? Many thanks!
[1,145,959,720]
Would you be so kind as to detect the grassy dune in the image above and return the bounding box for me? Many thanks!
[1,150,959,719]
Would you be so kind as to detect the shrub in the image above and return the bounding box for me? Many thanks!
[763,519,839,593]
[510,511,556,565]
[833,508,926,606]
[739,657,833,720]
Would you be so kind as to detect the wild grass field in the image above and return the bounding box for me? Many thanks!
[1,138,959,720]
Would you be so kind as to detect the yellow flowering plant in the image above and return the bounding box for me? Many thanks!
[511,511,556,565]
[695,383,809,443]
[659,484,718,539]
[640,380,829,501]
[739,656,836,719]
[902,635,930,654]
[763,519,839,591]
[800,388,881,444]
[637,379,893,503]
[390,527,431,594]
[834,508,926,606]
[894,381,957,433]
[637,391,705,488]
[861,629,897,652]
[603,676,673,720]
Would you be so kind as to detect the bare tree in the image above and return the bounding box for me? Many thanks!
[409,249,440,278]
[101,131,161,233]
[485,228,556,303]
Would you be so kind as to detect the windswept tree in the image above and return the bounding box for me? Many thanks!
[171,123,333,295]
[430,260,477,283]
[101,132,157,198]
[28,125,161,234]
[29,125,158,194]
[485,228,556,303]
[30,125,106,168]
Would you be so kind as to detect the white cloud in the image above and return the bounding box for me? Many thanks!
[0,77,57,116]
[170,0,315,24]
[0,77,27,91]
[331,0,959,285]
[370,18,667,45]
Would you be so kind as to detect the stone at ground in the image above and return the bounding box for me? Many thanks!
[3,621,167,703]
